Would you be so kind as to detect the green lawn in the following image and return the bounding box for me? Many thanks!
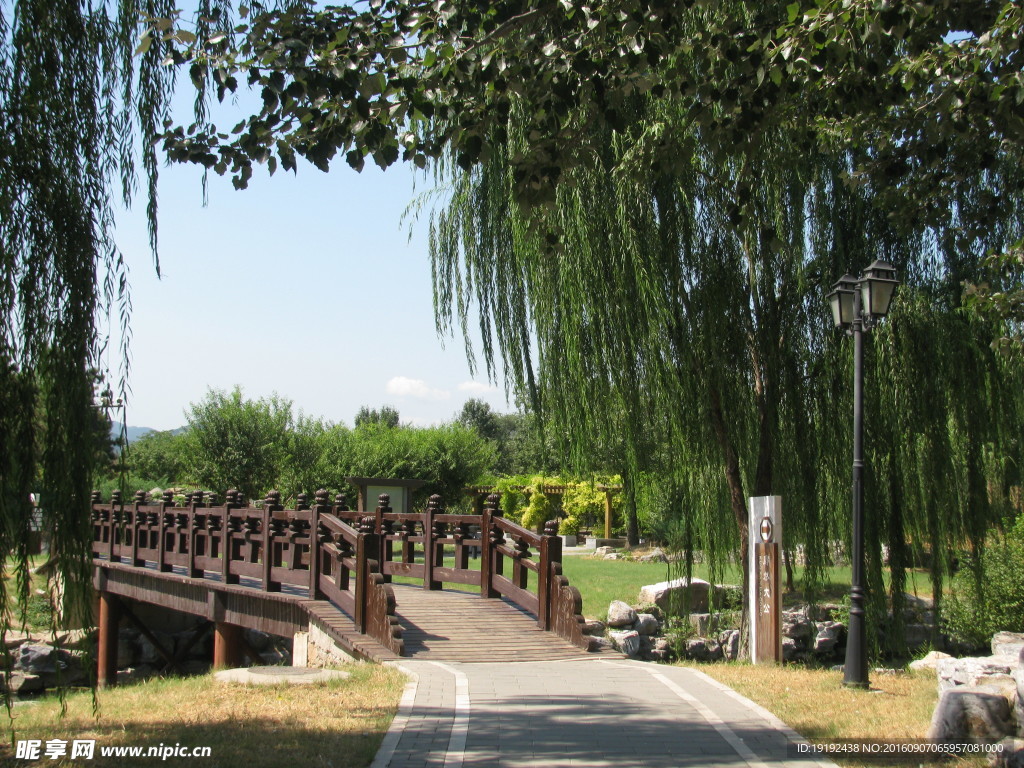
[383,548,936,620]
[560,558,936,618]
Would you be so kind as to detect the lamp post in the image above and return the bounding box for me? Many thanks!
[826,259,899,689]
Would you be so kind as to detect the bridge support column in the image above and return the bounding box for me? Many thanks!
[97,591,121,688]
[213,622,242,669]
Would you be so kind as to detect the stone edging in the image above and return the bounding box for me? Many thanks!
[370,663,420,768]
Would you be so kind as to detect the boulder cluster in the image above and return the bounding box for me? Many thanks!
[3,630,93,694]
[2,624,290,694]
[589,577,853,664]
[918,632,1024,767]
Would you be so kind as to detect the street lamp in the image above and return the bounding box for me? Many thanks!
[826,259,899,689]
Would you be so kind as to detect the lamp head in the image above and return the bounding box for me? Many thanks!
[860,259,899,320]
[827,273,859,329]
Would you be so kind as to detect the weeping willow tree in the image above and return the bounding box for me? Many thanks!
[0,0,192,680]
[428,88,1024,645]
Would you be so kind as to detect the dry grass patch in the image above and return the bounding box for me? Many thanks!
[692,662,986,768]
[0,664,406,768]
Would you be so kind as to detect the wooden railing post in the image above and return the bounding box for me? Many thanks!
[90,490,102,555]
[187,491,204,578]
[425,495,444,590]
[157,490,172,572]
[262,491,282,592]
[539,519,561,631]
[480,494,500,599]
[376,494,392,583]
[223,489,238,585]
[130,490,145,566]
[108,489,122,563]
[355,517,375,633]
[310,490,329,600]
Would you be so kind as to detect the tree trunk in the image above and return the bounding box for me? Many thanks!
[707,383,750,651]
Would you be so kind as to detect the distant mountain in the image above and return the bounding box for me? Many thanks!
[109,422,185,444]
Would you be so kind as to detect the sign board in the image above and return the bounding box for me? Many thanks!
[346,476,426,515]
[748,496,782,663]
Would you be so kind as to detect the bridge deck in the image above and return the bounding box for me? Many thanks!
[391,584,613,662]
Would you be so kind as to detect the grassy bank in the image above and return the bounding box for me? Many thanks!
[0,665,405,768]
[392,549,935,619]
[694,663,984,768]
[559,556,936,618]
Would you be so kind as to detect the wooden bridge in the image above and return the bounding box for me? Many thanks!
[90,489,602,684]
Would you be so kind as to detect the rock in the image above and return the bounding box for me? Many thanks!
[588,635,614,652]
[635,604,664,621]
[992,632,1024,661]
[4,630,31,650]
[928,686,1013,744]
[903,623,933,651]
[653,637,672,653]
[609,630,641,658]
[808,603,842,622]
[595,546,615,556]
[706,640,723,662]
[989,738,1024,768]
[53,629,92,648]
[903,593,934,611]
[27,648,89,688]
[648,649,670,663]
[137,633,172,666]
[638,578,712,613]
[604,553,624,560]
[782,637,800,661]
[634,614,660,636]
[638,548,669,564]
[687,613,713,636]
[813,622,844,655]
[719,630,740,661]
[117,629,136,668]
[939,657,1015,693]
[16,644,54,674]
[243,629,272,652]
[1013,666,1024,707]
[582,619,606,637]
[3,672,43,695]
[974,675,1018,703]
[685,637,712,662]
[909,650,953,672]
[782,608,814,642]
[606,601,638,628]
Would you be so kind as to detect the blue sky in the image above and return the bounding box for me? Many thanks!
[109,89,511,431]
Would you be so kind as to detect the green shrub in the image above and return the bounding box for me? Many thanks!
[520,489,552,531]
[943,514,1024,648]
[558,515,581,536]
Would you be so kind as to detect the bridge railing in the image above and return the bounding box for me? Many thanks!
[89,489,403,656]
[364,492,589,651]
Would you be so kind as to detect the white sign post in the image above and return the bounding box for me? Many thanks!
[748,496,782,663]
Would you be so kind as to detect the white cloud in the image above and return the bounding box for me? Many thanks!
[457,380,497,394]
[385,376,450,401]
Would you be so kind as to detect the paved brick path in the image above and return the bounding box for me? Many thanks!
[371,659,839,768]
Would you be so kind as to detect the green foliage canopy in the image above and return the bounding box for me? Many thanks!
[1,0,179,638]
[180,386,307,502]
